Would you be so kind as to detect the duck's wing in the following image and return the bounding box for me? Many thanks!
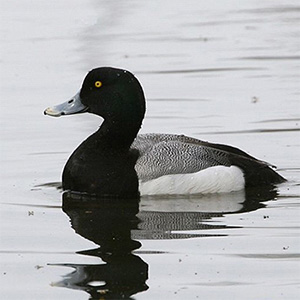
[132,134,231,181]
[133,133,270,164]
[132,133,286,186]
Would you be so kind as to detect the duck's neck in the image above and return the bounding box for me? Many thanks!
[93,117,142,150]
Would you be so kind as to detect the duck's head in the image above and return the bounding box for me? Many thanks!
[44,67,146,123]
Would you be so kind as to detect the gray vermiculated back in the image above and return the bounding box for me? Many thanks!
[131,133,231,181]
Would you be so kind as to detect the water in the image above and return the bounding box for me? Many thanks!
[1,0,299,299]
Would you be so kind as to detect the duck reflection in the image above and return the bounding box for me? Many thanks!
[55,193,148,299]
[53,186,279,299]
[133,186,277,240]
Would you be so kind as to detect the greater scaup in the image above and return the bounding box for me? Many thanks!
[44,67,286,197]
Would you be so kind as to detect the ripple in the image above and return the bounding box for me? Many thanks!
[0,250,75,255]
[239,6,300,14]
[28,151,68,156]
[35,182,62,188]
[3,203,61,209]
[254,118,300,123]
[238,56,300,61]
[235,253,300,259]
[148,98,211,102]
[138,67,263,75]
[199,128,300,135]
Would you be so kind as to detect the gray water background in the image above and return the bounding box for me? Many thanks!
[1,0,299,299]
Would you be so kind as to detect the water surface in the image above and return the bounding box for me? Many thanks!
[1,0,299,299]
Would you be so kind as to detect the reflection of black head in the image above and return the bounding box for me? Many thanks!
[55,253,149,300]
[59,193,148,299]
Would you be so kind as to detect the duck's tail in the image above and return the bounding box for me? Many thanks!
[229,154,286,188]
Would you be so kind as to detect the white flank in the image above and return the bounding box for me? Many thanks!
[139,165,245,196]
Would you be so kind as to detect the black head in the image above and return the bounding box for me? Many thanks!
[80,67,146,123]
[44,67,146,124]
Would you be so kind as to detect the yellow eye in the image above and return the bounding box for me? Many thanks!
[95,81,102,88]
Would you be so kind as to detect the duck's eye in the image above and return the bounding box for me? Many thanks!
[94,81,102,88]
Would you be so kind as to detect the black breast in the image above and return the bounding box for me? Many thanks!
[62,143,140,198]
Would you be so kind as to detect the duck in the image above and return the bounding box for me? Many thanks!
[44,67,286,197]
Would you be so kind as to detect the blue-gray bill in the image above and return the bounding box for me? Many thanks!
[44,91,88,117]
